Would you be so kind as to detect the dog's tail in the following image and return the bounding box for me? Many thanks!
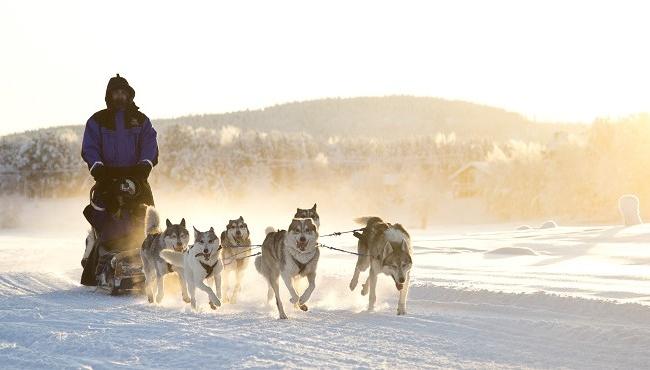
[264,226,276,235]
[160,250,184,267]
[354,216,382,226]
[144,206,162,236]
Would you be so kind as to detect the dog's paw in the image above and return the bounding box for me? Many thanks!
[209,299,221,309]
[289,296,299,304]
[361,283,369,296]
[182,296,191,304]
[299,303,308,312]
[279,313,288,320]
[349,279,358,291]
[155,294,164,304]
[147,295,154,304]
[397,306,407,315]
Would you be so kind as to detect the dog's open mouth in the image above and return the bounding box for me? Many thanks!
[395,282,404,291]
[194,252,211,261]
[296,241,308,251]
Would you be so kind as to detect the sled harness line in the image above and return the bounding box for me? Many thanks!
[221,244,263,260]
[222,251,261,266]
[319,228,366,238]
[318,243,369,256]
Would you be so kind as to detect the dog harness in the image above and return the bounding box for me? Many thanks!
[291,255,308,275]
[200,260,219,278]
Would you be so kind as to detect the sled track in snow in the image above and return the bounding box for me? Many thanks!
[1,272,650,369]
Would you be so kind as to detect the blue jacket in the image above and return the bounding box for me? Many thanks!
[81,107,158,243]
[81,108,158,170]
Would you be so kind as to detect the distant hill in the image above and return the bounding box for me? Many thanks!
[154,96,575,141]
[2,96,580,143]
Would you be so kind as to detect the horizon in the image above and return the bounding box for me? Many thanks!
[0,94,593,137]
[2,1,649,135]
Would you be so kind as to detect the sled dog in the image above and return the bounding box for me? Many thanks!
[140,206,190,303]
[349,216,413,315]
[254,218,319,319]
[294,203,320,229]
[161,227,222,310]
[220,216,251,304]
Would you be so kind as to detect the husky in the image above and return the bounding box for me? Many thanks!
[294,203,320,229]
[161,227,223,310]
[139,206,190,303]
[254,218,319,319]
[349,216,413,315]
[220,216,251,304]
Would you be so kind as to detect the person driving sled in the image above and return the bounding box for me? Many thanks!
[80,74,158,286]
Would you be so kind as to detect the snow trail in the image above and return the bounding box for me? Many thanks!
[2,223,650,368]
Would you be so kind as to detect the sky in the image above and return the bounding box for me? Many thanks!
[0,0,649,135]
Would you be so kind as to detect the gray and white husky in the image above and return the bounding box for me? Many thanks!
[140,206,190,303]
[161,227,223,310]
[294,203,320,229]
[254,218,320,319]
[220,216,251,304]
[349,216,413,315]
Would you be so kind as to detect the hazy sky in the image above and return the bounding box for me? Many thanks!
[1,1,649,135]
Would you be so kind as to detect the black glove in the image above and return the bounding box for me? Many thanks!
[135,162,152,180]
[90,163,107,182]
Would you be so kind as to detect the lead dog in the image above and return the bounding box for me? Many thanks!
[220,216,251,304]
[140,207,190,303]
[161,227,222,310]
[254,218,319,319]
[349,216,413,315]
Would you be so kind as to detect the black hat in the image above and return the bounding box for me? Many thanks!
[105,73,136,106]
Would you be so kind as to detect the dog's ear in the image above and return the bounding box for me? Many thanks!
[209,226,215,234]
[238,216,243,221]
[180,218,186,227]
[312,203,317,210]
[166,219,172,228]
[382,241,393,259]
[296,208,301,213]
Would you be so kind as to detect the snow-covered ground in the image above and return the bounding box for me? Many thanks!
[1,204,650,368]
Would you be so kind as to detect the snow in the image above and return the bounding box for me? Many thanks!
[485,247,537,256]
[2,212,650,368]
[539,220,558,229]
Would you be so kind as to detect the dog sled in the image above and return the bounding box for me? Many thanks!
[94,244,145,295]
[81,167,153,295]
